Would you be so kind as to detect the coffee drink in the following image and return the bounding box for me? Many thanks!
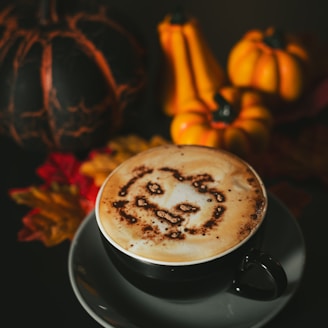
[96,144,267,265]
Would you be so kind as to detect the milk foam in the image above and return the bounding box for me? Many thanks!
[96,144,267,264]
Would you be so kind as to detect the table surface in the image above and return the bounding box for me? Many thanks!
[2,1,328,327]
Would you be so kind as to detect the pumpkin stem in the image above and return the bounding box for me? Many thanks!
[39,0,58,25]
[212,93,237,124]
[263,28,285,49]
[169,5,188,25]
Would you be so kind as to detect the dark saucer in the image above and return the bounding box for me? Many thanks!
[68,193,305,328]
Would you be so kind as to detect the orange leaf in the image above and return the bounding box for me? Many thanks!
[11,183,86,246]
[9,152,99,246]
[80,134,170,186]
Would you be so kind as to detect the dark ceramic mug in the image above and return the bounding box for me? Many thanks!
[95,145,287,300]
[97,212,287,300]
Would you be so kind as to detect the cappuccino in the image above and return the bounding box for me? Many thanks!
[96,144,267,265]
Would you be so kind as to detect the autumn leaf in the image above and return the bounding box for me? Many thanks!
[11,183,86,246]
[36,152,81,185]
[80,134,170,186]
[35,152,99,213]
[10,153,99,246]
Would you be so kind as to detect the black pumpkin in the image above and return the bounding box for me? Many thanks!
[0,0,146,152]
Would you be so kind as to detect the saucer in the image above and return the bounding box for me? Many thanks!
[68,193,305,328]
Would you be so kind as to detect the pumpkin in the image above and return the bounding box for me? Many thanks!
[157,7,225,116]
[0,0,146,152]
[227,27,311,103]
[170,86,273,157]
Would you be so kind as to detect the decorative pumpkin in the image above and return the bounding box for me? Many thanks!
[0,0,146,152]
[170,86,273,157]
[227,27,311,103]
[157,7,225,116]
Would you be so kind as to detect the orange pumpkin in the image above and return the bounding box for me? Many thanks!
[170,86,273,157]
[227,27,311,102]
[157,8,225,116]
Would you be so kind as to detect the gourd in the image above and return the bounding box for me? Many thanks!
[0,0,145,151]
[170,86,273,157]
[227,27,311,102]
[157,7,225,116]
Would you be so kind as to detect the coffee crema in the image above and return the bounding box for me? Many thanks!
[96,144,267,264]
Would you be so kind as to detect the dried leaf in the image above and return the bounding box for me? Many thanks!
[10,152,99,246]
[80,134,170,186]
[10,183,86,246]
[36,152,81,186]
[36,152,99,213]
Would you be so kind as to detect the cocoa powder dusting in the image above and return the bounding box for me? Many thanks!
[119,166,153,196]
[110,162,266,245]
[119,209,137,224]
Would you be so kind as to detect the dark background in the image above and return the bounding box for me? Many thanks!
[2,0,328,327]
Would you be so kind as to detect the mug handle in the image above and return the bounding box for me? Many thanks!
[231,247,288,300]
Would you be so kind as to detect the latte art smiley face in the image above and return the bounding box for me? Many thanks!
[97,145,267,264]
[113,168,227,240]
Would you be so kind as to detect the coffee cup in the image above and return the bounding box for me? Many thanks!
[95,144,287,300]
